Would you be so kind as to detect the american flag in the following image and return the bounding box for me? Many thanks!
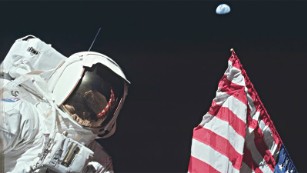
[188,50,297,173]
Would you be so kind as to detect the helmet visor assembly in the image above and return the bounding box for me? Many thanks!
[49,51,129,137]
[61,63,125,128]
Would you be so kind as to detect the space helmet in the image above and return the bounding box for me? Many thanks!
[48,51,129,138]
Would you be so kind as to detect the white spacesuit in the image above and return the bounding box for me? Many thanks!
[0,35,129,173]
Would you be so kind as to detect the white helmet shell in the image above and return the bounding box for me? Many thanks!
[48,51,130,106]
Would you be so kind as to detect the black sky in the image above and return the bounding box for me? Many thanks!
[0,1,307,172]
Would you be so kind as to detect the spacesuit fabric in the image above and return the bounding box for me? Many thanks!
[0,36,114,173]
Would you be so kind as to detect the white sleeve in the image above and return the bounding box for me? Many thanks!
[87,141,114,173]
[0,35,67,81]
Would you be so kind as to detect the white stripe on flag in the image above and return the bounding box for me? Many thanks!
[258,118,279,160]
[199,113,245,155]
[246,128,274,173]
[191,138,240,173]
[226,60,245,86]
[214,93,247,123]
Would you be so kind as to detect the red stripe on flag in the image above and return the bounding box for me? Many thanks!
[246,103,277,171]
[252,125,276,171]
[208,101,246,137]
[193,126,243,170]
[229,53,242,70]
[188,156,220,173]
[243,145,264,173]
[247,112,259,129]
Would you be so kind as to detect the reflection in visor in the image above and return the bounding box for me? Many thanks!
[83,88,115,119]
[61,64,124,128]
[62,88,118,127]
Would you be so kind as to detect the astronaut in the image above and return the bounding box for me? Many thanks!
[0,35,130,172]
